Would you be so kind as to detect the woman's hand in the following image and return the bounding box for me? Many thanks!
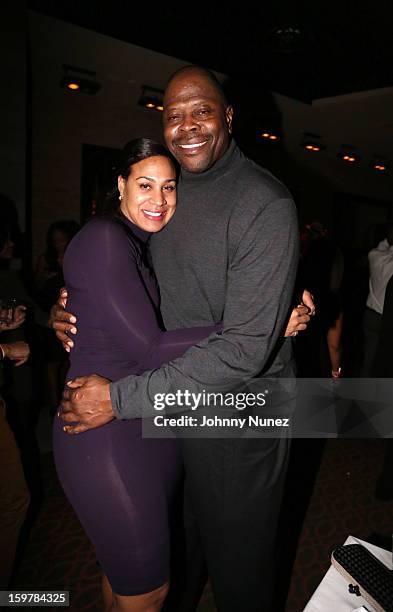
[284,290,315,337]
[300,289,316,316]
[48,288,77,352]
[1,341,30,366]
[285,305,310,337]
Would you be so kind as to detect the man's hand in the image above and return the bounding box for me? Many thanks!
[59,374,115,434]
[284,290,316,337]
[48,288,77,352]
[1,341,30,366]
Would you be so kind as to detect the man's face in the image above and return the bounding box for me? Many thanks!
[163,71,233,173]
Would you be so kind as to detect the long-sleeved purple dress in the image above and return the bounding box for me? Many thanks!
[53,214,219,596]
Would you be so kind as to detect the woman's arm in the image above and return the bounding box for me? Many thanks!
[70,220,221,366]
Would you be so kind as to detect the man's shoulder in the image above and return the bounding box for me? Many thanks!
[369,240,393,263]
[233,149,292,203]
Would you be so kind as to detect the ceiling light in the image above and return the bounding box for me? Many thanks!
[371,158,388,173]
[260,131,280,142]
[60,64,101,95]
[337,147,361,164]
[301,132,325,153]
[138,86,164,112]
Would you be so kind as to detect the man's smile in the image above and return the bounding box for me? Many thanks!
[176,140,208,150]
[173,139,212,157]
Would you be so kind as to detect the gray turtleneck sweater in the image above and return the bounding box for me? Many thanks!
[110,140,299,418]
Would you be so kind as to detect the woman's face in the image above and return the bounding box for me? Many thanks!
[0,236,14,259]
[118,156,177,232]
[52,230,69,255]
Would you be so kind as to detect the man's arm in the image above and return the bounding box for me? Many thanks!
[53,288,312,345]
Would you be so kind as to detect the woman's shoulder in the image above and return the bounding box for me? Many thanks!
[63,217,139,278]
[65,216,138,262]
[81,215,126,235]
[64,217,133,264]
[74,216,134,245]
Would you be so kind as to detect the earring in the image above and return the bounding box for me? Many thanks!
[119,194,123,201]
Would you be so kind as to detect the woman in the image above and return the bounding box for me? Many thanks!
[35,219,80,305]
[53,139,222,612]
[296,221,344,377]
[35,221,80,412]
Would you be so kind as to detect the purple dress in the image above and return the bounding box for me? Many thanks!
[53,214,218,596]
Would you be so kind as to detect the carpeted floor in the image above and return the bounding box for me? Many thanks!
[11,438,393,611]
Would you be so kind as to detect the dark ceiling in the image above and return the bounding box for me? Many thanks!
[28,1,393,103]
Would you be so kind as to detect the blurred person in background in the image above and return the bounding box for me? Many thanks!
[275,221,344,609]
[363,223,393,376]
[295,221,344,377]
[0,211,46,544]
[0,303,30,588]
[34,221,80,412]
[371,272,393,501]
[35,220,80,312]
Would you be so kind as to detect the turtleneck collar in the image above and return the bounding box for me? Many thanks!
[117,211,151,243]
[180,139,240,182]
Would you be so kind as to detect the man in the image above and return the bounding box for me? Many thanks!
[52,66,312,611]
[363,223,393,376]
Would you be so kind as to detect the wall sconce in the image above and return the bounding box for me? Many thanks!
[337,146,361,164]
[301,132,325,153]
[138,86,164,112]
[60,64,101,95]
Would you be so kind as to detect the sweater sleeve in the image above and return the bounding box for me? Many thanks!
[110,198,299,419]
[73,220,221,367]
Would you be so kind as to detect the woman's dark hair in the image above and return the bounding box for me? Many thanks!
[0,193,23,257]
[0,222,10,253]
[101,138,178,216]
[44,219,80,271]
[118,138,177,180]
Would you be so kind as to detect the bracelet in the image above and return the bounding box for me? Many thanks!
[332,367,342,378]
[0,344,5,360]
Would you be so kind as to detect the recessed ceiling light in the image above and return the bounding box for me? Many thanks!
[260,131,280,141]
[139,86,164,112]
[60,64,101,95]
[372,158,388,172]
[337,147,361,164]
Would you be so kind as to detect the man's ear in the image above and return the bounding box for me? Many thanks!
[225,105,234,134]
